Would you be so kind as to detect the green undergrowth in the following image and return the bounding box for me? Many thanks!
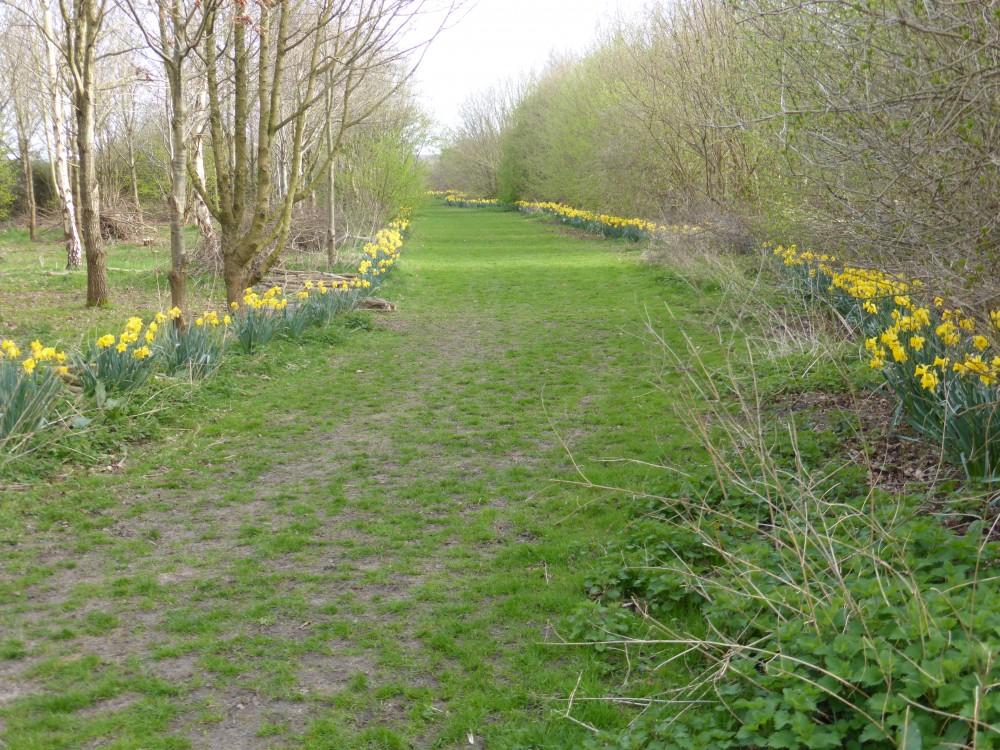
[559,246,999,748]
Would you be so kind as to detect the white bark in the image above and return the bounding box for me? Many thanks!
[190,85,215,247]
[42,4,82,269]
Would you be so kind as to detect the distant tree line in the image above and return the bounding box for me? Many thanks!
[431,0,1000,306]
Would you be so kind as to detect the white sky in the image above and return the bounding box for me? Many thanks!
[409,0,651,133]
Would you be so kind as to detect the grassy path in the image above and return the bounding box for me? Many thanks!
[1,205,717,749]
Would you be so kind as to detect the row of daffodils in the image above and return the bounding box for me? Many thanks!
[0,217,408,454]
[773,245,1000,479]
[433,190,701,242]
[434,190,1000,480]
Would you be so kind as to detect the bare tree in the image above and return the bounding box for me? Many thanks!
[58,0,112,304]
[193,0,458,304]
[434,77,527,198]
[0,16,41,240]
[118,0,217,323]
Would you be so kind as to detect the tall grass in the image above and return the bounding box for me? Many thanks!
[563,260,999,749]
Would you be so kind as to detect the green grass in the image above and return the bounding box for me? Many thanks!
[0,222,372,350]
[0,204,725,747]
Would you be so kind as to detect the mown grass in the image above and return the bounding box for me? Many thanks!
[0,204,728,747]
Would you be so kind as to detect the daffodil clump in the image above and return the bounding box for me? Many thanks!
[289,278,356,330]
[515,200,658,241]
[75,316,160,396]
[356,224,404,293]
[157,308,230,379]
[1,338,68,450]
[229,286,288,353]
[433,191,703,242]
[2,216,410,452]
[773,244,1000,478]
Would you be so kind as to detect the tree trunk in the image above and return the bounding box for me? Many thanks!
[222,235,247,305]
[326,153,336,265]
[71,0,109,306]
[166,28,187,322]
[76,75,108,306]
[191,86,215,250]
[127,138,142,223]
[41,6,82,267]
[17,133,36,242]
[70,129,83,238]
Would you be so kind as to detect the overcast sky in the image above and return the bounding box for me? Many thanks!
[408,0,651,133]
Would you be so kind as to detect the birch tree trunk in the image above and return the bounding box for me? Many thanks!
[42,5,82,268]
[127,137,142,223]
[190,85,215,250]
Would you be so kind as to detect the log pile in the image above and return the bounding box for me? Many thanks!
[258,269,358,296]
[99,213,145,242]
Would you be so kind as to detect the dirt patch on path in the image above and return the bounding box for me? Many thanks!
[0,297,560,747]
